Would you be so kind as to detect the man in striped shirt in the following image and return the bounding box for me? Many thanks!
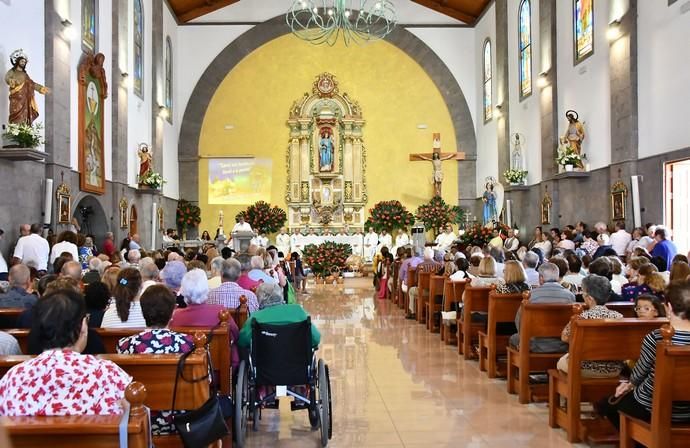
[207,258,259,313]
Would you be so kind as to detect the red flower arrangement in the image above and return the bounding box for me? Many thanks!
[415,196,465,232]
[176,199,201,230]
[302,241,352,276]
[363,200,415,232]
[459,223,512,247]
[236,201,287,234]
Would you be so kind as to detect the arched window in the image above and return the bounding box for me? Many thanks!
[483,39,492,122]
[574,0,594,63]
[518,0,532,99]
[81,0,97,52]
[165,36,173,123]
[133,0,144,98]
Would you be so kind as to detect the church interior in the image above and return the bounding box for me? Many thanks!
[1,0,690,447]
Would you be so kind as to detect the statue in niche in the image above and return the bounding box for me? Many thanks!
[510,133,525,170]
[137,143,152,184]
[4,49,49,125]
[319,127,334,172]
[563,110,585,168]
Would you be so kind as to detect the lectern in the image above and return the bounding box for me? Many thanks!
[232,231,255,253]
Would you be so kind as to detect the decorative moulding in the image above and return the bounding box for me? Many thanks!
[0,148,48,161]
[552,171,591,180]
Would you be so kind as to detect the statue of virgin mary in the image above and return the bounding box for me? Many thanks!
[319,128,334,172]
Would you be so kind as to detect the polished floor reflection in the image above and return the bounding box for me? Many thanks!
[244,278,586,448]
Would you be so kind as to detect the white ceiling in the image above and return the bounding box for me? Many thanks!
[189,0,466,25]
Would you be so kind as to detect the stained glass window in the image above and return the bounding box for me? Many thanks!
[518,0,532,99]
[574,0,594,63]
[81,0,97,52]
[133,0,144,98]
[483,39,492,122]
[165,37,173,123]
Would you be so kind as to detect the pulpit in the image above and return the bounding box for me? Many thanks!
[232,231,255,253]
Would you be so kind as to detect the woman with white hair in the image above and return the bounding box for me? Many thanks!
[170,268,240,368]
[160,260,187,308]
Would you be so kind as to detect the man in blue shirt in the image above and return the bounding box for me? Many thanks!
[650,227,677,272]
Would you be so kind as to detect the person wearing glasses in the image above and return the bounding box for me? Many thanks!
[634,294,666,319]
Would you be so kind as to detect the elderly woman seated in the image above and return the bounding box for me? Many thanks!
[0,289,131,415]
[557,274,624,378]
[239,283,320,351]
[470,256,503,287]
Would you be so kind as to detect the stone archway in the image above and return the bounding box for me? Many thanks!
[72,195,108,245]
[178,15,477,208]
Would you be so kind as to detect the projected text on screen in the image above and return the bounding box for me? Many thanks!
[208,158,272,205]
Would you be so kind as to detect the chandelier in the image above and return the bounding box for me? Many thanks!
[286,0,397,46]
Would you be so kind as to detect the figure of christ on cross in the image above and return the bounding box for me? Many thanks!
[409,133,465,197]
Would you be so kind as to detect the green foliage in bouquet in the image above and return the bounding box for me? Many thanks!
[176,199,201,230]
[459,223,512,247]
[302,241,352,276]
[236,201,287,234]
[415,196,465,231]
[363,200,415,232]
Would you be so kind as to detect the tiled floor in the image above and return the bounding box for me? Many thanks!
[244,278,588,448]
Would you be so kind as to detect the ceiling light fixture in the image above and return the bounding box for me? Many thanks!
[286,0,397,46]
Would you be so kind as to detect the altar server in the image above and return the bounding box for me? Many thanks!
[276,227,291,256]
[364,227,378,262]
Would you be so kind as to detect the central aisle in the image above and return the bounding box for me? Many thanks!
[245,278,582,448]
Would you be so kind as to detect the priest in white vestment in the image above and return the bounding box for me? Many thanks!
[290,228,304,256]
[351,230,364,257]
[276,227,291,256]
[377,229,392,254]
[363,227,378,262]
[232,215,253,233]
[435,225,457,252]
[392,229,410,255]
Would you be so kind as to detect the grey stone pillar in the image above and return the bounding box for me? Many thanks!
[609,0,638,229]
[495,0,510,178]
[111,0,128,184]
[151,0,164,172]
[539,0,559,180]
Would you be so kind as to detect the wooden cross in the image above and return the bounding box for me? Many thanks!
[409,133,465,197]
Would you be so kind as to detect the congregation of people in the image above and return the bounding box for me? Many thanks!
[0,222,320,437]
[371,218,690,439]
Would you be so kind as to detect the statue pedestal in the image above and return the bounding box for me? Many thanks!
[0,147,47,161]
[232,231,256,253]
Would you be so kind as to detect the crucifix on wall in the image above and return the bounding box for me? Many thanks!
[409,133,465,197]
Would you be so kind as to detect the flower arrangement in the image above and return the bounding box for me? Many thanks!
[237,201,287,234]
[556,142,582,167]
[363,200,415,232]
[415,196,465,232]
[2,122,44,148]
[503,169,528,185]
[459,223,512,247]
[138,170,165,189]
[302,241,352,276]
[176,199,201,230]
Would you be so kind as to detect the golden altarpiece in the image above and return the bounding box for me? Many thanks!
[285,73,367,231]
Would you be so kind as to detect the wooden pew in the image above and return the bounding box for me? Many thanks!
[619,325,690,448]
[440,279,465,344]
[404,266,417,317]
[6,381,151,448]
[456,285,492,359]
[391,260,401,303]
[606,301,636,318]
[507,299,578,404]
[548,318,666,443]
[477,291,523,378]
[416,271,432,324]
[0,334,212,448]
[426,275,445,333]
[0,308,24,329]
[7,308,241,396]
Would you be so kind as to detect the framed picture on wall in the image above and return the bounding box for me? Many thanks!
[158,206,164,231]
[56,183,72,224]
[611,181,628,221]
[541,192,552,225]
[119,198,129,229]
[78,52,107,195]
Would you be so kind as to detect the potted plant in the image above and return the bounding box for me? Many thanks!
[138,170,165,190]
[556,148,582,172]
[2,122,44,148]
[503,169,528,185]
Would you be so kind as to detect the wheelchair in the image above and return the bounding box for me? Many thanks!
[234,318,333,447]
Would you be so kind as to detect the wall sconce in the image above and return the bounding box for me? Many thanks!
[61,19,76,41]
[495,102,503,117]
[158,105,170,120]
[537,71,549,88]
[607,20,622,42]
[121,72,131,89]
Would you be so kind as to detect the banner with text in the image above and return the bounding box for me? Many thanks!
[208,158,272,205]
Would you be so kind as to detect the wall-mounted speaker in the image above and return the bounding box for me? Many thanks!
[43,179,53,226]
[631,175,642,227]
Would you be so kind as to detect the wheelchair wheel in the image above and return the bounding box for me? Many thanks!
[308,385,319,429]
[318,359,330,447]
[234,360,249,448]
[326,363,333,440]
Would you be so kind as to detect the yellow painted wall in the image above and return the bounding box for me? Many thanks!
[198,34,458,232]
